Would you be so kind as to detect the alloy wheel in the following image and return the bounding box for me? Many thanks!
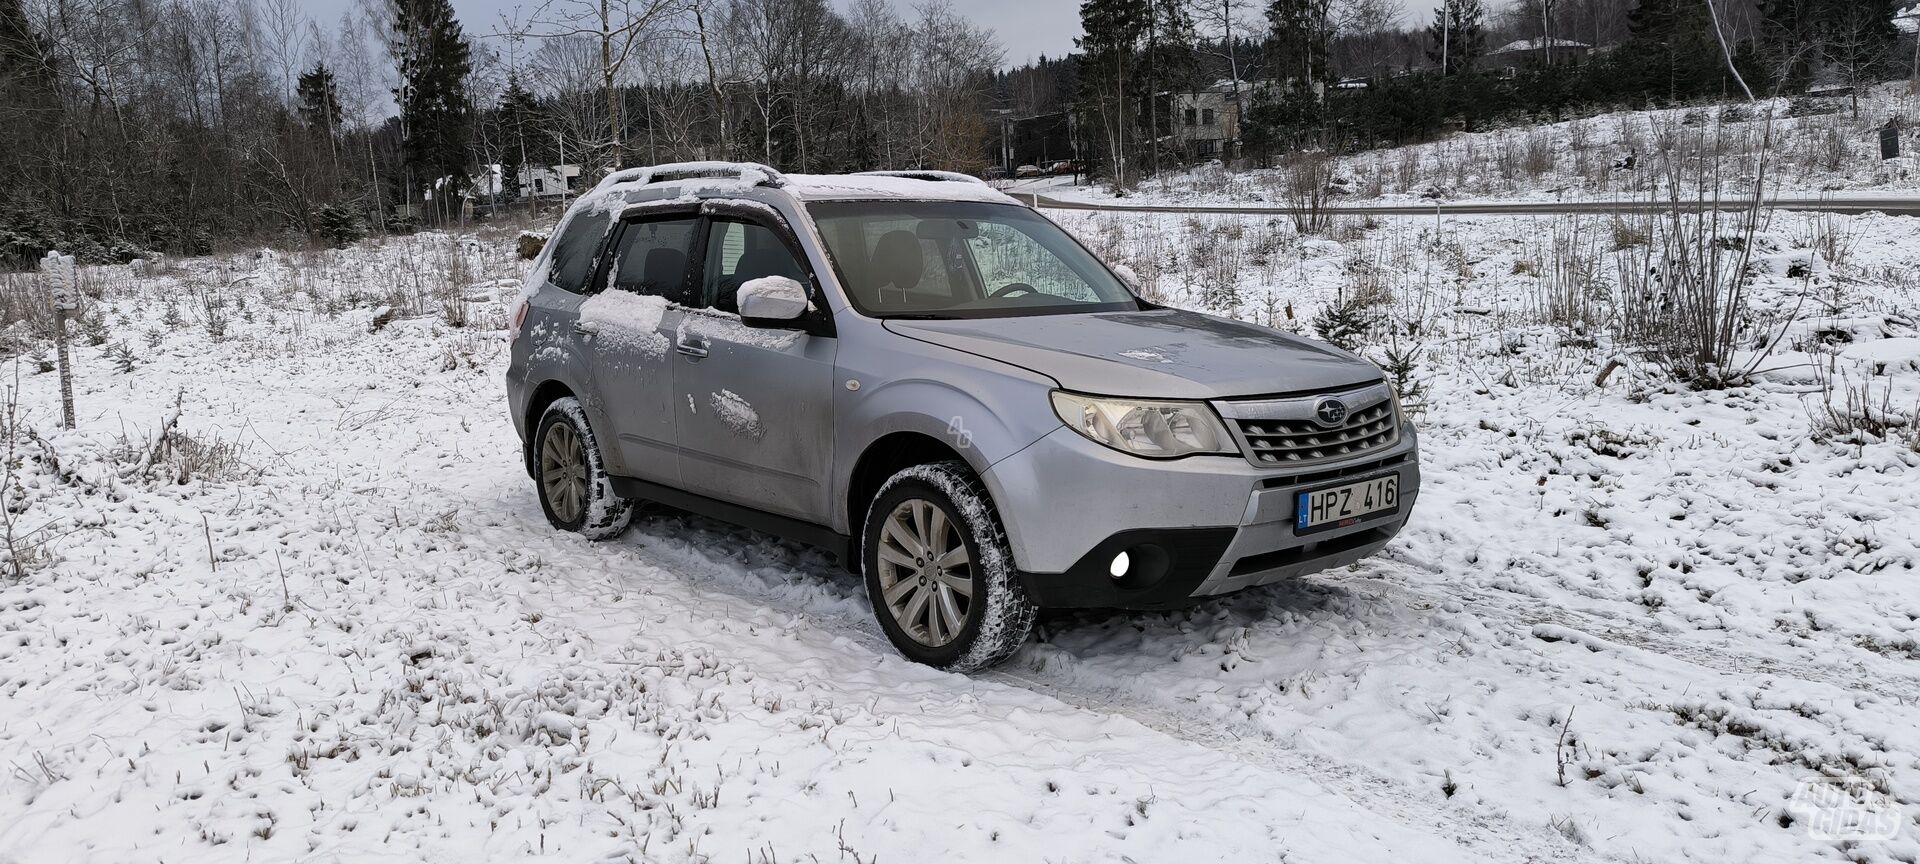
[875,498,974,647]
[540,420,587,524]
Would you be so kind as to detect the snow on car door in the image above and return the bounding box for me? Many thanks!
[671,215,836,523]
[575,213,700,485]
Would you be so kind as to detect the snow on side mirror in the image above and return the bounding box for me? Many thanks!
[1110,263,1143,292]
[737,275,810,326]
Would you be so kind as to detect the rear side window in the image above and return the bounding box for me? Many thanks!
[546,210,612,294]
[607,217,700,305]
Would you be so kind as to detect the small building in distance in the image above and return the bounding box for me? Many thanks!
[520,164,583,200]
[1483,37,1592,72]
[1169,79,1278,162]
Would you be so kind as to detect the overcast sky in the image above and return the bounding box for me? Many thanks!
[303,0,1092,69]
[309,0,1455,71]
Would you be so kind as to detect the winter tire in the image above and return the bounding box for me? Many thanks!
[534,397,633,540]
[862,461,1037,672]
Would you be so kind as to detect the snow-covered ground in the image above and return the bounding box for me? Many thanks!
[0,200,1917,862]
[1030,83,1920,207]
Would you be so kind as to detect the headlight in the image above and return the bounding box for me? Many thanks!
[1050,391,1237,458]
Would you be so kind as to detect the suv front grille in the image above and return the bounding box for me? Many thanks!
[1235,401,1399,465]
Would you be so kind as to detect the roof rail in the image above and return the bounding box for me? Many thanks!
[592,161,786,194]
[855,170,987,186]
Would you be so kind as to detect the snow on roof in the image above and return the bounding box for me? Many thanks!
[1490,37,1592,54]
[782,173,1018,205]
[592,161,783,195]
[563,162,1017,218]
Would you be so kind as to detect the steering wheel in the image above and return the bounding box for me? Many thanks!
[990,282,1037,298]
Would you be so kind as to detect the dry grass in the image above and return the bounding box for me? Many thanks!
[1810,365,1919,451]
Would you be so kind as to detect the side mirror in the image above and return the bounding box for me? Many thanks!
[1110,263,1143,292]
[737,276,810,327]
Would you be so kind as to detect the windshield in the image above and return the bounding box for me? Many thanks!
[809,201,1141,319]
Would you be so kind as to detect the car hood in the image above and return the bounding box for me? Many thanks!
[884,309,1380,400]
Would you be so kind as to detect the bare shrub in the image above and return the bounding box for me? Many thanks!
[1493,138,1520,184]
[1522,130,1555,178]
[163,431,256,485]
[1540,218,1605,331]
[1345,254,1394,307]
[1816,125,1850,172]
[1187,217,1245,313]
[1610,217,1651,249]
[1360,164,1386,198]
[0,273,57,356]
[1282,152,1335,236]
[1798,212,1859,273]
[117,399,258,486]
[1810,365,1918,451]
[439,244,473,328]
[0,383,55,579]
[1613,124,1795,388]
[1395,149,1420,192]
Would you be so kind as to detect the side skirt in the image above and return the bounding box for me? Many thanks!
[607,476,854,569]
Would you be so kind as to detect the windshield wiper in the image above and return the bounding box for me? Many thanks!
[883,313,958,320]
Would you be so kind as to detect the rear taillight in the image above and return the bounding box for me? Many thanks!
[509,299,529,337]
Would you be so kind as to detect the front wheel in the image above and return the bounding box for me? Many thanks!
[533,397,633,540]
[862,461,1036,672]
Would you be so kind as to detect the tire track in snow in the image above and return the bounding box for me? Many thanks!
[1355,549,1920,704]
[604,511,1606,864]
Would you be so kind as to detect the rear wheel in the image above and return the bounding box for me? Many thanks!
[862,461,1035,671]
[534,397,633,540]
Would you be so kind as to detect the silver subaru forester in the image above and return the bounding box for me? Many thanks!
[506,162,1420,671]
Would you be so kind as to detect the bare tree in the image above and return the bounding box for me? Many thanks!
[512,0,677,171]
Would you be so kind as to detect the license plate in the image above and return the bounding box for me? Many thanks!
[1296,475,1399,533]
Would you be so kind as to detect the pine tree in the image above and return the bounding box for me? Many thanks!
[297,64,343,135]
[497,74,538,203]
[1267,0,1334,90]
[1425,0,1487,76]
[389,0,473,222]
[1140,0,1197,174]
[1621,0,1724,102]
[1078,0,1149,189]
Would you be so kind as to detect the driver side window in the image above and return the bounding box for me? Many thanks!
[967,222,1099,302]
[702,220,811,314]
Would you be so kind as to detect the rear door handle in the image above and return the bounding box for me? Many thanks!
[572,321,600,336]
[676,337,709,358]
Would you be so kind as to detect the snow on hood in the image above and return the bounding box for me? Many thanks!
[886,308,1381,400]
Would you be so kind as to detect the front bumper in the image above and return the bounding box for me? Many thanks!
[983,423,1420,610]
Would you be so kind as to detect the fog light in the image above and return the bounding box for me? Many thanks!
[1108,551,1131,579]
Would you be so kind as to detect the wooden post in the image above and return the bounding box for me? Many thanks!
[39,251,77,429]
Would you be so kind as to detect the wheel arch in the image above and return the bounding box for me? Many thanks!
[522,380,577,477]
[844,432,983,554]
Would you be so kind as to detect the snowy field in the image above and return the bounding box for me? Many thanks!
[1030,85,1920,207]
[1,200,1918,862]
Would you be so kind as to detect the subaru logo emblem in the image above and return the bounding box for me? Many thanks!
[1313,397,1349,427]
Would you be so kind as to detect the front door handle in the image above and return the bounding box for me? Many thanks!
[572,321,600,336]
[676,337,709,358]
